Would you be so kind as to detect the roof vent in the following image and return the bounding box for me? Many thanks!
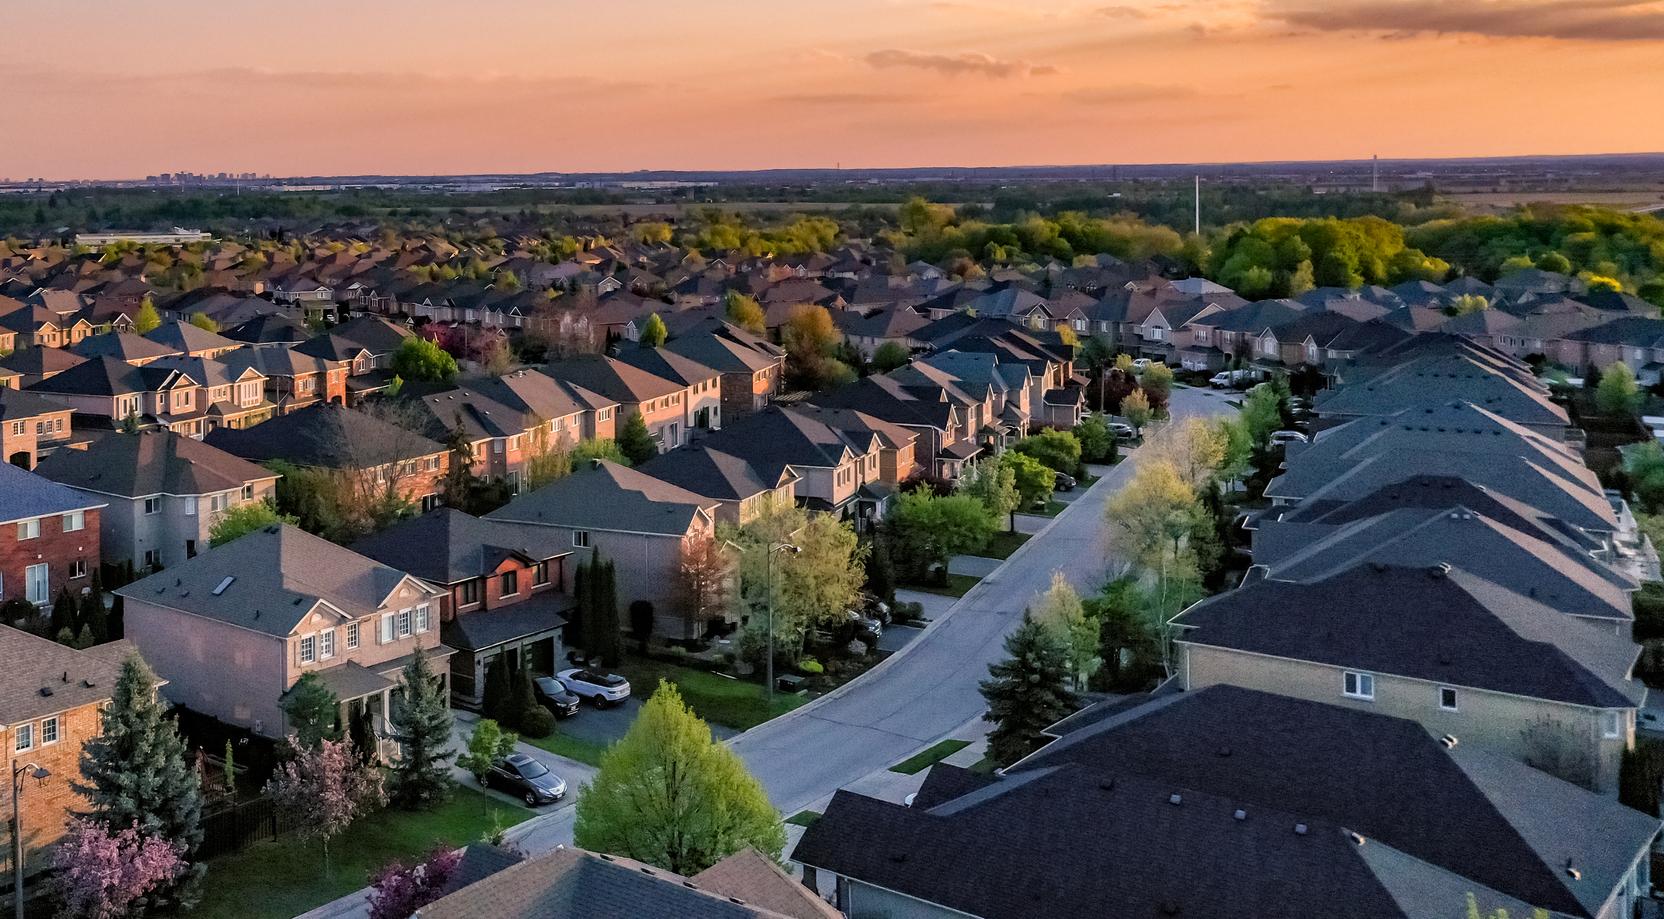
[1429,562,1451,578]
[1440,734,1459,749]
[1349,832,1366,846]
[61,671,68,683]
[639,866,653,875]
[1565,858,1581,881]
[81,679,95,689]
[38,687,52,697]
[598,854,614,862]
[1098,779,1115,791]
[1233,809,1247,821]
[1168,793,1182,806]
[728,898,747,905]
[212,576,236,596]
[1294,823,1308,836]
[1159,901,1180,916]
[682,881,697,889]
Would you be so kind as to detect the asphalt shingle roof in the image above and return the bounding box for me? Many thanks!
[34,430,277,498]
[0,461,107,525]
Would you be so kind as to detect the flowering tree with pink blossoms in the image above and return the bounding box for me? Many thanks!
[367,847,464,919]
[51,819,185,919]
[264,737,386,874]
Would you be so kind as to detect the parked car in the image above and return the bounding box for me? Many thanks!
[1269,430,1309,446]
[843,609,883,643]
[1108,421,1136,440]
[1132,358,1154,371]
[1208,369,1257,389]
[1288,396,1311,411]
[484,753,566,806]
[533,676,581,718]
[556,668,632,707]
[1054,472,1077,491]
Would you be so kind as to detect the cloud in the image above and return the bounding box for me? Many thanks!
[863,48,1058,78]
[1095,5,1153,18]
[767,92,921,106]
[1263,0,1664,42]
[1053,84,1201,104]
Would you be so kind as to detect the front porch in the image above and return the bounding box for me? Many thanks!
[309,645,457,758]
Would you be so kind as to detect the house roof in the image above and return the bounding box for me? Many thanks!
[0,627,129,724]
[70,331,180,363]
[689,406,866,480]
[204,403,445,470]
[26,355,192,398]
[1317,354,1568,430]
[487,460,716,537]
[794,685,1657,919]
[143,320,242,354]
[0,346,86,378]
[115,524,438,638]
[689,848,842,919]
[1173,563,1640,708]
[636,445,790,503]
[544,355,682,403]
[0,460,108,525]
[350,508,574,585]
[0,386,70,422]
[33,430,277,499]
[223,312,309,345]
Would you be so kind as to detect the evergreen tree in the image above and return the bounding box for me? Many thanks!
[866,535,896,606]
[76,655,204,853]
[481,654,513,724]
[51,587,79,637]
[348,706,377,767]
[81,575,108,645]
[594,559,623,667]
[979,612,1079,767]
[616,412,658,465]
[280,672,341,750]
[388,646,456,810]
[441,414,478,509]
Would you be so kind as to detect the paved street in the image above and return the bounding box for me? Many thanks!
[730,386,1235,813]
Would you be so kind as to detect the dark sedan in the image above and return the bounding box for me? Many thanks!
[533,676,581,718]
[485,753,567,806]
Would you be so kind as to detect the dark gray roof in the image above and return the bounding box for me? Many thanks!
[143,320,242,354]
[26,356,190,398]
[441,591,570,652]
[544,355,681,403]
[0,628,128,724]
[204,403,445,469]
[487,461,715,537]
[1173,564,1640,708]
[70,331,180,363]
[1316,354,1568,429]
[0,386,70,422]
[0,461,107,525]
[636,445,786,502]
[350,508,572,585]
[34,430,277,498]
[223,312,309,345]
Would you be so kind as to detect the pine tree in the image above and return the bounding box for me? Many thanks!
[51,587,78,637]
[441,413,478,509]
[866,535,896,606]
[481,654,513,724]
[616,412,658,465]
[594,559,623,667]
[280,672,341,750]
[76,654,204,853]
[388,646,456,810]
[507,662,537,730]
[81,575,107,645]
[979,612,1079,767]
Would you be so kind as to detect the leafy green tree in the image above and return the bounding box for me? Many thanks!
[1446,293,1490,315]
[458,719,519,782]
[1121,389,1152,434]
[640,313,668,348]
[391,336,458,383]
[724,292,766,334]
[1140,364,1174,411]
[979,612,1078,766]
[1237,382,1285,450]
[1597,361,1642,417]
[1013,429,1082,475]
[780,306,853,390]
[208,499,297,547]
[574,681,784,874]
[572,437,628,467]
[870,341,911,372]
[1074,416,1113,463]
[188,313,218,332]
[132,298,161,335]
[387,645,456,810]
[956,458,1019,529]
[1001,450,1055,512]
[724,501,867,653]
[1087,578,1166,692]
[77,654,204,854]
[280,672,341,750]
[886,490,996,580]
[1032,571,1098,690]
[616,412,658,465]
[1535,251,1573,274]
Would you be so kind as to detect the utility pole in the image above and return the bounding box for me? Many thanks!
[1372,154,1379,193]
[1193,175,1200,236]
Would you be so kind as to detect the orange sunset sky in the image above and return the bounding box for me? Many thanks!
[11,0,1664,180]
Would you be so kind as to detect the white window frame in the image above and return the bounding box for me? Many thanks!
[1603,711,1623,739]
[397,608,413,638]
[16,518,38,540]
[1438,687,1458,712]
[183,498,196,517]
[1342,671,1374,701]
[39,717,58,746]
[319,629,336,660]
[14,723,32,753]
[572,530,591,548]
[379,612,395,644]
[144,497,161,515]
[61,511,84,533]
[298,634,317,665]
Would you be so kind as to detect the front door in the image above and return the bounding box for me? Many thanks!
[24,564,48,605]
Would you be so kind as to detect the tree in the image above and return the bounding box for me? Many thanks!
[574,681,784,875]
[82,575,110,645]
[76,654,204,855]
[616,412,658,465]
[280,672,341,750]
[457,719,518,783]
[979,612,1078,767]
[52,586,78,637]
[208,499,297,547]
[1619,737,1664,817]
[724,292,766,334]
[391,336,458,383]
[51,819,186,919]
[264,737,385,875]
[1074,416,1113,463]
[1001,450,1055,512]
[481,654,513,726]
[132,298,161,335]
[188,313,218,333]
[640,313,668,348]
[440,415,480,510]
[956,458,1019,530]
[780,305,853,390]
[871,341,911,372]
[367,848,464,919]
[724,501,867,654]
[1465,894,1550,919]
[1013,429,1082,475]
[1237,382,1284,450]
[886,490,997,581]
[1032,571,1099,690]
[572,437,627,467]
[388,646,456,810]
[1145,417,1229,490]
[1087,578,1166,692]
[1140,364,1174,411]
[1106,459,1204,595]
[523,434,573,490]
[866,535,896,605]
[1597,361,1642,417]
[675,534,733,640]
[629,601,656,654]
[1447,293,1490,315]
[1121,389,1153,434]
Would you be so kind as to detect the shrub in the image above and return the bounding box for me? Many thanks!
[797,659,824,675]
[892,601,924,624]
[518,706,556,739]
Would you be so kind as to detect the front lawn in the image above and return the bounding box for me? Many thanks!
[195,787,530,919]
[524,731,611,768]
[618,655,808,731]
[902,573,982,598]
[890,739,972,775]
[979,530,1031,560]
[1023,500,1066,518]
[786,810,823,827]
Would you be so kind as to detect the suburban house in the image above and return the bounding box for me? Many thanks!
[69,331,180,366]
[146,355,275,431]
[812,375,971,480]
[1315,352,1571,439]
[222,312,310,349]
[657,318,785,419]
[351,509,573,708]
[33,431,280,573]
[0,387,74,469]
[0,304,94,349]
[205,403,450,513]
[686,406,888,523]
[616,344,725,432]
[26,356,212,437]
[219,347,348,415]
[142,321,244,360]
[0,630,136,876]
[0,462,103,608]
[794,685,1661,919]
[0,347,86,390]
[486,461,721,642]
[116,524,452,745]
[636,445,800,525]
[544,355,691,454]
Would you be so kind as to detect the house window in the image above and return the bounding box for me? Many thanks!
[598,408,611,422]
[144,497,160,515]
[319,630,335,660]
[1342,671,1374,701]
[379,613,395,644]
[14,723,32,753]
[533,561,549,586]
[346,622,360,650]
[69,559,86,579]
[8,422,19,436]
[573,530,591,548]
[143,549,161,569]
[1603,711,1623,739]
[1438,687,1458,711]
[415,604,430,632]
[242,484,255,501]
[210,493,230,513]
[459,579,481,606]
[62,511,84,532]
[40,717,57,746]
[500,571,518,598]
[17,518,38,540]
[397,609,413,637]
[298,634,317,665]
[183,498,196,517]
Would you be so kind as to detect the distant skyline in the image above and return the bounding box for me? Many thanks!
[11,0,1664,180]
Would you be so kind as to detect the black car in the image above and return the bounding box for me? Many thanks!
[1054,472,1077,491]
[485,753,567,806]
[533,676,581,718]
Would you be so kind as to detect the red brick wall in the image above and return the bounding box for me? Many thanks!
[0,508,100,607]
[1,703,103,876]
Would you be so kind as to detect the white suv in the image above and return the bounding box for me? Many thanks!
[557,668,632,707]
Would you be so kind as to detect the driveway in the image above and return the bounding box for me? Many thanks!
[728,386,1235,814]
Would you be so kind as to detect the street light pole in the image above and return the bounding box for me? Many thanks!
[764,542,801,700]
[11,761,47,919]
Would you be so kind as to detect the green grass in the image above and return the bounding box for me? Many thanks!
[979,530,1031,560]
[619,656,808,730]
[967,756,999,775]
[1025,500,1066,517]
[889,739,973,775]
[524,731,611,767]
[903,573,981,598]
[786,810,823,827]
[194,787,531,919]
